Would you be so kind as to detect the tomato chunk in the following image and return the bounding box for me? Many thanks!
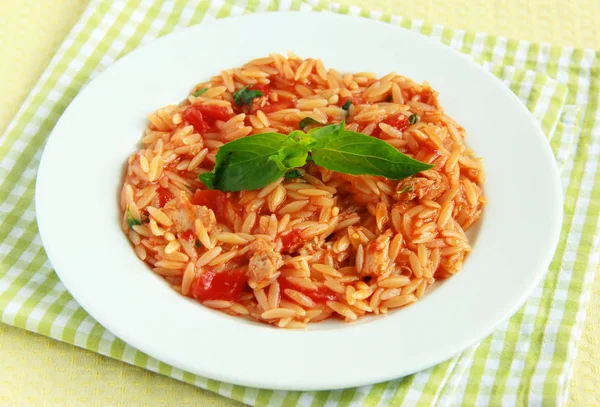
[192,190,227,215]
[183,106,209,133]
[156,187,174,208]
[194,104,232,121]
[183,105,232,132]
[280,229,304,253]
[192,269,248,302]
[279,276,339,304]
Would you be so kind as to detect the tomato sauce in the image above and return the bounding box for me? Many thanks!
[260,100,294,114]
[156,187,174,208]
[180,229,196,243]
[280,229,304,253]
[339,96,364,109]
[371,114,410,138]
[248,84,270,96]
[279,277,339,304]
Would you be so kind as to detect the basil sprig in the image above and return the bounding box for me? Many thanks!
[198,122,433,192]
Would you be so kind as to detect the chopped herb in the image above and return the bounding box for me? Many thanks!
[184,185,193,191]
[299,117,324,130]
[192,87,208,97]
[195,240,202,248]
[233,85,263,106]
[284,169,303,179]
[385,96,393,102]
[126,207,142,228]
[198,121,433,192]
[397,184,414,194]
[341,100,352,111]
[408,113,419,125]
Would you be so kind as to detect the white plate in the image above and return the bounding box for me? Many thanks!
[36,12,563,390]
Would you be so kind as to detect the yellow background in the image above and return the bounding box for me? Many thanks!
[1,1,598,405]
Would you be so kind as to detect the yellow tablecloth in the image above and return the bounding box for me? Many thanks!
[1,1,598,405]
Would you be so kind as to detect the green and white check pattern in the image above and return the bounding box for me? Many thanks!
[0,1,598,405]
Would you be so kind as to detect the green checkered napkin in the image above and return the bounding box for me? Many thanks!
[1,1,598,405]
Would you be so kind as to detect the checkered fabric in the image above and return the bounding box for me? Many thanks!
[1,1,598,405]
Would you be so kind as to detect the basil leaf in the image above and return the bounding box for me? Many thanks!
[409,114,419,125]
[269,140,309,171]
[310,129,433,179]
[341,100,352,111]
[126,207,142,228]
[288,130,312,144]
[299,117,324,130]
[199,133,287,192]
[284,169,303,179]
[192,88,208,97]
[233,86,263,106]
[307,121,344,148]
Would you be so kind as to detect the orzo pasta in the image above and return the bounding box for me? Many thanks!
[120,53,486,328]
